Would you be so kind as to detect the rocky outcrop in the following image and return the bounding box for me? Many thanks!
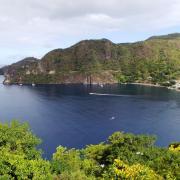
[54,71,117,84]
[169,80,180,91]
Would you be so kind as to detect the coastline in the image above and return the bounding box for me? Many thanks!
[127,82,165,88]
[127,82,180,92]
[1,74,180,92]
[2,81,180,92]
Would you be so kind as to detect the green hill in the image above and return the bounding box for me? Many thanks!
[2,33,180,86]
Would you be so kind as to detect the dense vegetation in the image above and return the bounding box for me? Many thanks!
[0,121,179,179]
[2,33,180,85]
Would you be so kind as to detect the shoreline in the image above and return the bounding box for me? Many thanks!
[133,83,180,92]
[126,82,165,88]
[2,81,180,92]
[127,82,180,92]
[1,75,179,92]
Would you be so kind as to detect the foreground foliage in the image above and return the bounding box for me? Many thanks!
[0,121,179,179]
[0,121,52,179]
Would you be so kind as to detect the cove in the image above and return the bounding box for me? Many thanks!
[0,76,179,159]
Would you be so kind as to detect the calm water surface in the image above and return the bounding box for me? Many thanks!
[0,76,180,158]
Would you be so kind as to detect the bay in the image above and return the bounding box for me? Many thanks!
[0,76,179,159]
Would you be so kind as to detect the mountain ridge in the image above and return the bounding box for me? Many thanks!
[147,33,180,40]
[1,33,180,86]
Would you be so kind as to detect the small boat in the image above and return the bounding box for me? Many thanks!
[32,83,36,87]
[110,116,115,120]
[100,84,104,88]
[19,83,23,86]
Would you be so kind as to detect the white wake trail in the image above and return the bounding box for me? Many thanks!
[89,93,132,97]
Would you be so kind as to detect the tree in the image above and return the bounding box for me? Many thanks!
[0,121,52,179]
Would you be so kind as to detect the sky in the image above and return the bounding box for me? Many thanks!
[0,0,180,65]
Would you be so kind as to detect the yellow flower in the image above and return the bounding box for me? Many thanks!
[169,144,180,152]
[113,159,163,180]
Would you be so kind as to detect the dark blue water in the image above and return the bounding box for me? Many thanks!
[0,76,180,159]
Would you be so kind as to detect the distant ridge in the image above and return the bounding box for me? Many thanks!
[147,33,180,40]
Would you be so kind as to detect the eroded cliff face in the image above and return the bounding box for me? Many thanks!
[1,34,180,85]
[3,71,117,85]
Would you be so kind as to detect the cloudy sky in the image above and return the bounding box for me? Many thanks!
[0,0,180,65]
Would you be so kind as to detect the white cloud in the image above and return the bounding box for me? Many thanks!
[0,0,180,64]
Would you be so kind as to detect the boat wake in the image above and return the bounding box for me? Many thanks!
[89,93,133,97]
